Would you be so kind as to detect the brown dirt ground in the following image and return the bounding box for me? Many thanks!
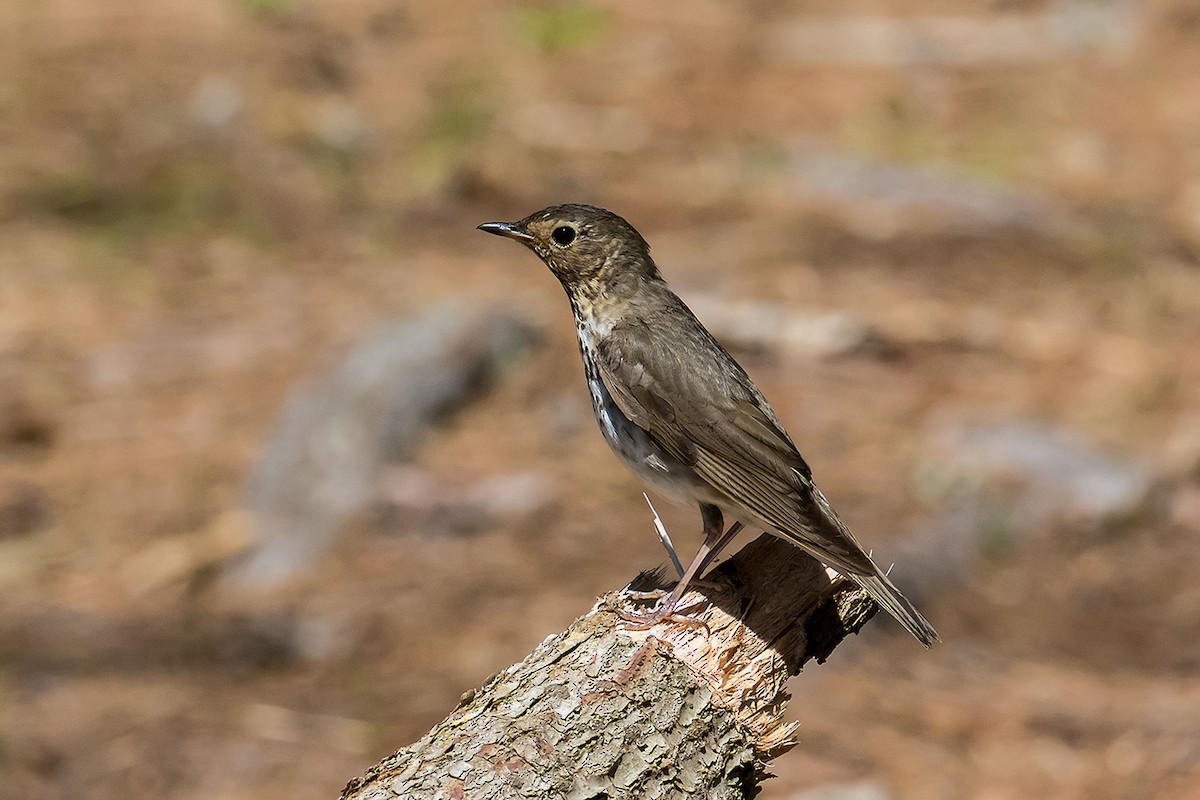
[2,1,1200,798]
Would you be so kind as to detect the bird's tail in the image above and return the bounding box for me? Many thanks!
[850,568,939,648]
[799,486,940,648]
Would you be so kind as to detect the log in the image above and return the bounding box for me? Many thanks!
[340,534,879,800]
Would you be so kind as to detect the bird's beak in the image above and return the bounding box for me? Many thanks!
[477,221,534,242]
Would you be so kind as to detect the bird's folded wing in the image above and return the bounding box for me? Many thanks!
[594,328,878,575]
[595,332,811,524]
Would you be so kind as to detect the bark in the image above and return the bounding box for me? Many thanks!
[340,534,878,800]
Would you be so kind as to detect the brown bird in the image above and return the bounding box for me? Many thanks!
[479,204,937,646]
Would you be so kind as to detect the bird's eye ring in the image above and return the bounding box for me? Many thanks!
[551,226,577,246]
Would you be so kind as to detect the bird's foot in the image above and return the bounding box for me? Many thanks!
[622,588,669,603]
[616,592,710,633]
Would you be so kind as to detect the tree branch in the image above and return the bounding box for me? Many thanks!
[341,534,878,800]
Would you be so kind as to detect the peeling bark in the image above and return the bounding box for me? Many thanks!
[341,534,878,800]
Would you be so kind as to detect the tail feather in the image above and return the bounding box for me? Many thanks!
[771,519,940,646]
[853,570,939,648]
[772,485,939,647]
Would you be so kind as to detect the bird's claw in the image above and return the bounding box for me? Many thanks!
[616,592,710,633]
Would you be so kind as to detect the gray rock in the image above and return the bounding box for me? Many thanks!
[375,466,554,537]
[921,418,1152,530]
[785,149,1073,237]
[893,417,1153,597]
[224,303,534,589]
[767,3,1138,68]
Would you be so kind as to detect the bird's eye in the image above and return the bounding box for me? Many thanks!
[551,226,577,246]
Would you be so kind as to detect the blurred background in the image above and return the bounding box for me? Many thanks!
[3,0,1200,798]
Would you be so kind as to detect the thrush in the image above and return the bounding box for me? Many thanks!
[479,204,938,647]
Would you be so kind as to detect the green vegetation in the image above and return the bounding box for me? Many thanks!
[406,78,495,192]
[512,2,609,54]
[235,0,301,20]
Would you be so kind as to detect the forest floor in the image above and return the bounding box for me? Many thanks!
[2,2,1200,798]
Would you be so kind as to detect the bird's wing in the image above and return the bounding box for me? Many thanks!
[594,317,877,576]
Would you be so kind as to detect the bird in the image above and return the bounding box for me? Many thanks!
[478,204,938,647]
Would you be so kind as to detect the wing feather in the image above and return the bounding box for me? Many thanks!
[591,306,878,575]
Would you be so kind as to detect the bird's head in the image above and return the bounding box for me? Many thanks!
[478,204,659,296]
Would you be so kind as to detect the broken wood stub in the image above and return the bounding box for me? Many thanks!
[341,534,878,799]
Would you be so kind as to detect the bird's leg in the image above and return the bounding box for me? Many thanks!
[619,505,744,630]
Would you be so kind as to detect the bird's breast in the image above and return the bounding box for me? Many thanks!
[573,324,702,507]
